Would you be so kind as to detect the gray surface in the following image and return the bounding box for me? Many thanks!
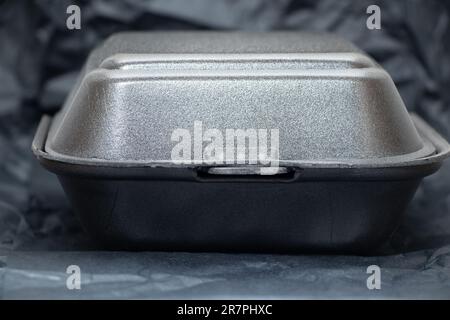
[2,248,450,299]
[1,0,450,299]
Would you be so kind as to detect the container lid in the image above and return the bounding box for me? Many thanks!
[41,32,446,169]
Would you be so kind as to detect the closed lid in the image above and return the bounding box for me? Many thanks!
[43,32,435,168]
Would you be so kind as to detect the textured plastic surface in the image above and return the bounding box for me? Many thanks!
[32,32,450,253]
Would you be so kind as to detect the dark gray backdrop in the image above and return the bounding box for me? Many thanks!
[0,0,449,299]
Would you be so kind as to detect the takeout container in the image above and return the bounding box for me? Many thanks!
[32,32,450,253]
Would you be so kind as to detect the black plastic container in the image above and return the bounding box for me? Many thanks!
[32,32,450,253]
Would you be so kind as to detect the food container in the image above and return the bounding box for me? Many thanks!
[32,32,450,253]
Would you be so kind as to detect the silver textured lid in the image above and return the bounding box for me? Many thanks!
[43,32,434,168]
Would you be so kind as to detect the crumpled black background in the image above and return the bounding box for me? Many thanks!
[1,0,450,299]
